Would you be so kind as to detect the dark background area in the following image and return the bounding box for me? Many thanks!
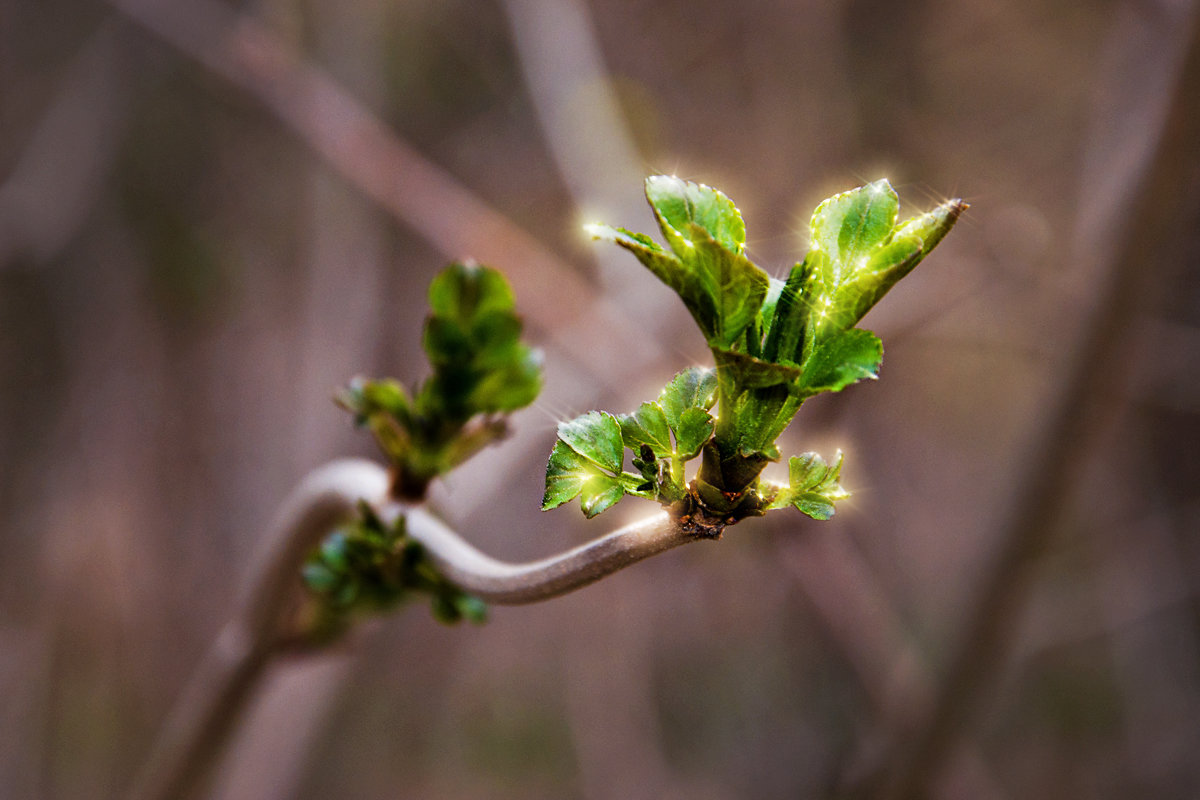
[2,0,1199,797]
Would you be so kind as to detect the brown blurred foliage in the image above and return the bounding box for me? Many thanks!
[2,0,1198,798]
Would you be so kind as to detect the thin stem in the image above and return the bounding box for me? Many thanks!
[397,505,692,605]
[130,458,701,800]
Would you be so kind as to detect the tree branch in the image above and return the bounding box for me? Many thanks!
[399,505,691,604]
[129,458,701,800]
[878,6,1200,797]
[101,0,669,379]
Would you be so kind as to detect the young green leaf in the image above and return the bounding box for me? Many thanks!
[619,402,673,457]
[645,175,746,255]
[428,260,515,321]
[810,179,899,279]
[658,366,719,425]
[586,224,718,335]
[303,511,487,634]
[760,254,821,365]
[603,177,770,349]
[468,350,543,412]
[674,407,715,460]
[585,176,963,523]
[689,227,770,349]
[543,412,642,516]
[541,441,593,510]
[579,474,626,518]
[557,411,624,474]
[343,261,542,497]
[800,329,884,393]
[712,348,803,389]
[766,451,850,520]
[808,195,967,333]
[893,198,967,253]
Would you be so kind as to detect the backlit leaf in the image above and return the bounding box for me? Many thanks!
[557,411,624,474]
[542,441,594,510]
[689,227,770,349]
[801,329,883,393]
[674,407,715,460]
[659,366,718,426]
[767,451,849,519]
[645,175,747,254]
[619,402,673,457]
[580,474,626,518]
[810,179,898,279]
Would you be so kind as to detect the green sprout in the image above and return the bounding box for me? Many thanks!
[338,260,543,499]
[302,502,487,639]
[309,260,542,628]
[544,176,964,527]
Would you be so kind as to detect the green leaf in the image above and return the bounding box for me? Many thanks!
[789,451,843,489]
[428,260,515,321]
[792,493,837,521]
[712,348,803,388]
[580,474,626,518]
[801,329,883,393]
[454,594,489,624]
[422,316,472,366]
[807,192,966,332]
[760,253,823,364]
[468,312,524,366]
[337,377,412,426]
[645,175,746,254]
[468,348,543,412]
[301,562,340,593]
[810,179,898,279]
[319,531,350,573]
[586,177,963,522]
[430,594,461,623]
[827,235,923,331]
[619,402,673,457]
[659,366,718,425]
[767,451,850,519]
[674,406,715,460]
[542,440,594,510]
[827,198,967,329]
[593,178,768,349]
[893,198,968,253]
[586,224,717,333]
[689,227,770,348]
[557,411,624,474]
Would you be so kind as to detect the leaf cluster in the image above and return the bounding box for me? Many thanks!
[338,261,543,498]
[542,367,717,518]
[548,176,963,524]
[302,503,487,638]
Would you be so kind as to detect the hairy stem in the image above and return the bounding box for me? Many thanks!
[130,458,701,800]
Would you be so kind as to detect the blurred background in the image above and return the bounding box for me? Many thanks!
[2,0,1199,797]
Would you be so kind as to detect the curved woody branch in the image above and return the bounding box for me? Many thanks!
[130,458,704,800]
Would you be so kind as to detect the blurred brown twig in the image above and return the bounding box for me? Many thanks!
[102,0,665,377]
[879,5,1200,797]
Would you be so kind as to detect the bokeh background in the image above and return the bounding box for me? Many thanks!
[2,0,1199,798]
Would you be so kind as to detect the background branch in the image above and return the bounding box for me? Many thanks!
[103,0,667,376]
[129,458,706,800]
[879,6,1200,797]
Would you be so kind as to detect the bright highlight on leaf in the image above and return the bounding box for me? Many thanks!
[550,176,963,525]
[766,451,851,520]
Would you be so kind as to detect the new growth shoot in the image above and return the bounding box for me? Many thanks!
[545,176,964,531]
